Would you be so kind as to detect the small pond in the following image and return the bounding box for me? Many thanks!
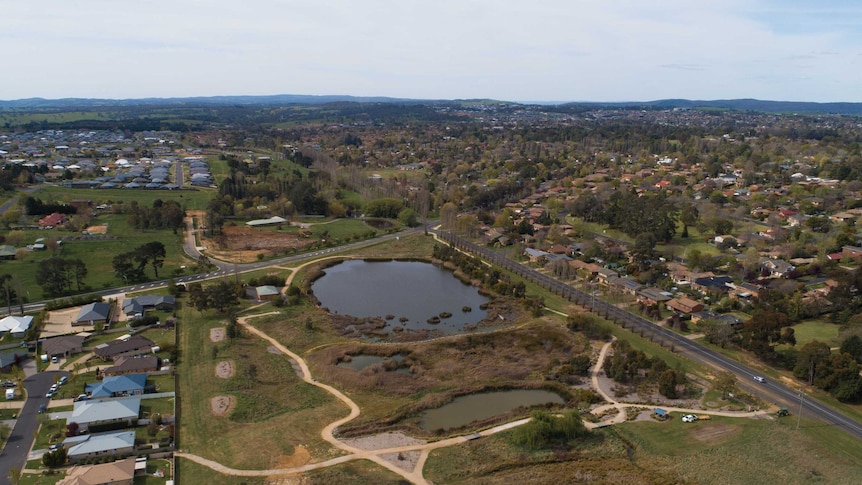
[419,389,565,431]
[312,260,489,334]
[337,354,410,374]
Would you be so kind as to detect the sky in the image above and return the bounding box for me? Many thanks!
[3,0,862,103]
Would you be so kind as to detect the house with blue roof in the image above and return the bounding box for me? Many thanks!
[85,374,147,398]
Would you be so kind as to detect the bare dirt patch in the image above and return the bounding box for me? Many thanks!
[273,445,312,469]
[690,423,740,444]
[211,395,235,417]
[210,327,225,342]
[200,223,312,262]
[215,360,234,379]
[380,451,422,472]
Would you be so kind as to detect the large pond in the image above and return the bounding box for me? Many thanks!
[419,389,565,431]
[312,260,489,334]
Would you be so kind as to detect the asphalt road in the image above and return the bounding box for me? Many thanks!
[0,370,68,479]
[436,230,862,441]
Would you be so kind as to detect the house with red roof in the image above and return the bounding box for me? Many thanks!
[38,212,67,228]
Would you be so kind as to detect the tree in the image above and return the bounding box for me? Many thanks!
[658,369,678,398]
[840,335,862,362]
[713,371,737,397]
[140,241,166,278]
[41,447,67,467]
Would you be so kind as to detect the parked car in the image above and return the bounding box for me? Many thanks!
[49,443,62,451]
[45,390,54,398]
[38,404,46,414]
[58,376,68,386]
[681,414,698,423]
[73,394,88,402]
[1,381,15,388]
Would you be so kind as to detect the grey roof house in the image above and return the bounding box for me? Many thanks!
[74,302,112,326]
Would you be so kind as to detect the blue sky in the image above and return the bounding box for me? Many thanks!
[2,0,861,102]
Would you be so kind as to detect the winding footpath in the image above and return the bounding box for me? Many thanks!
[176,310,768,484]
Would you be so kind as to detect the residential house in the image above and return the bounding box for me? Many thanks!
[0,245,16,260]
[0,351,28,371]
[85,374,147,398]
[760,258,795,278]
[666,297,705,314]
[0,315,32,338]
[121,295,175,317]
[524,247,550,263]
[596,267,619,285]
[67,397,141,433]
[692,276,733,294]
[94,335,154,361]
[63,431,136,462]
[74,302,112,326]
[103,355,160,377]
[729,282,761,301]
[58,456,136,485]
[607,276,643,295]
[637,287,672,306]
[39,212,67,228]
[42,335,86,360]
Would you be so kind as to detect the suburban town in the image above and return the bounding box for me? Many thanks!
[0,99,861,484]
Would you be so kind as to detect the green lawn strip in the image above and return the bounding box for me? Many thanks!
[177,304,346,469]
[140,397,175,419]
[18,472,65,485]
[175,458,263,485]
[33,417,66,450]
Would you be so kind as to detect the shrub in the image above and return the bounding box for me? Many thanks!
[509,410,589,450]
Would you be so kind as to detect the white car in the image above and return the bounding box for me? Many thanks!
[753,376,766,383]
[681,414,698,423]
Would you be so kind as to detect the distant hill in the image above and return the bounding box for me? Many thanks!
[559,98,862,115]
[2,94,862,115]
[0,94,436,110]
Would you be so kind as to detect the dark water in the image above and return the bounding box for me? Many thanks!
[337,354,405,371]
[419,389,565,431]
[311,260,489,334]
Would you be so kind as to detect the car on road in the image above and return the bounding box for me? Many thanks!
[45,390,54,398]
[753,376,766,383]
[38,404,46,414]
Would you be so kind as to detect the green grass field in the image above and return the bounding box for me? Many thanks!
[32,185,214,211]
[3,214,189,300]
[176,303,347,469]
[790,320,842,347]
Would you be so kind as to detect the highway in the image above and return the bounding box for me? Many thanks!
[435,230,862,441]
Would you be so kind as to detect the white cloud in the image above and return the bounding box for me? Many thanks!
[1,0,860,101]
